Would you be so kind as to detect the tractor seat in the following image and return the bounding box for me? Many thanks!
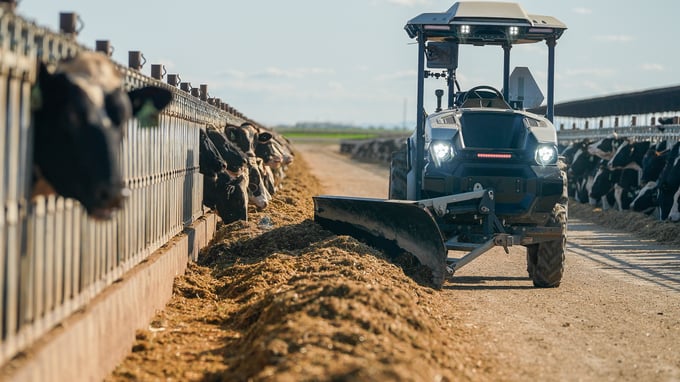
[457,90,512,109]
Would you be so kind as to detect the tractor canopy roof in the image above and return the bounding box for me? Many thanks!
[405,1,566,45]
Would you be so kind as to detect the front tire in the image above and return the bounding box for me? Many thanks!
[526,203,567,287]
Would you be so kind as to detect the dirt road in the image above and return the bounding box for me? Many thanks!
[296,142,680,381]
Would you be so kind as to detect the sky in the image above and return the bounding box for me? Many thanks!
[15,0,680,127]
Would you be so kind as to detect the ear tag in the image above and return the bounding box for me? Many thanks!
[31,85,43,111]
[135,100,160,128]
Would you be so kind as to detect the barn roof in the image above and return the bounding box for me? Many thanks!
[528,85,680,118]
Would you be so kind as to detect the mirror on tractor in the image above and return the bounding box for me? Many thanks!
[425,41,459,69]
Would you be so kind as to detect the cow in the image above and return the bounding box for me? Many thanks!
[210,171,249,223]
[640,141,669,184]
[247,157,272,210]
[31,51,172,219]
[199,128,226,177]
[630,180,659,215]
[607,139,651,210]
[225,122,276,207]
[565,141,598,204]
[255,131,284,170]
[608,139,650,174]
[658,142,680,220]
[630,141,670,214]
[658,116,679,125]
[254,131,284,193]
[589,163,620,210]
[272,133,295,166]
[207,128,271,211]
[225,122,258,157]
[588,135,625,161]
[203,128,250,223]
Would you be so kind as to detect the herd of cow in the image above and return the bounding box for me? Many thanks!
[29,51,292,225]
[561,134,680,221]
[198,122,294,223]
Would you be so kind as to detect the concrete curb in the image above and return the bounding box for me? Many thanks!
[2,213,218,382]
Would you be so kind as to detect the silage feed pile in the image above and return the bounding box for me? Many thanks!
[107,156,502,382]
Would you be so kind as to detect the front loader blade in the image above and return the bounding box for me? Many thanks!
[313,195,447,288]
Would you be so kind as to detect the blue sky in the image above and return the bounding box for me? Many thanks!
[16,0,680,127]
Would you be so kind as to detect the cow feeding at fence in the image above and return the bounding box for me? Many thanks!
[32,51,172,219]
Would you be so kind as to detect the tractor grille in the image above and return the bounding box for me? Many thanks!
[460,112,527,149]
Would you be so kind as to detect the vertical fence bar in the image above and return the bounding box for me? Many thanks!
[0,51,8,360]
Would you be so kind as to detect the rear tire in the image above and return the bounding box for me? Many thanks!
[527,203,567,288]
[389,149,407,200]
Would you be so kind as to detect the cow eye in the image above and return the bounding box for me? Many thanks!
[105,90,132,127]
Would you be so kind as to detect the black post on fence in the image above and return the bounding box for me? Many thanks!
[128,51,146,71]
[180,82,191,93]
[95,40,114,57]
[59,12,83,37]
[167,74,181,87]
[150,64,166,80]
[199,84,208,102]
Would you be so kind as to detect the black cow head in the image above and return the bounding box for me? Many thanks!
[225,122,258,157]
[630,181,659,214]
[199,128,227,177]
[32,51,172,219]
[608,140,650,170]
[212,172,248,224]
[254,131,284,169]
[588,136,625,160]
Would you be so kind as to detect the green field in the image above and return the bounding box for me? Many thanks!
[274,127,410,142]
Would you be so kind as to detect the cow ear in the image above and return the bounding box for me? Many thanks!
[128,86,173,127]
[258,132,273,143]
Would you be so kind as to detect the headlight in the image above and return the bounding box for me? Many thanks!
[429,140,454,167]
[535,145,558,166]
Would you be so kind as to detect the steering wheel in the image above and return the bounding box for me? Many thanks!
[459,85,505,105]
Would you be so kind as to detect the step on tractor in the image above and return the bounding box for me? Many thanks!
[313,1,568,288]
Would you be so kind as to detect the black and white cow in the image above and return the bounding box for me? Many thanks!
[658,142,680,221]
[225,123,273,208]
[203,128,250,223]
[32,51,172,219]
[254,131,284,194]
[588,136,626,161]
[564,140,598,204]
[199,128,226,177]
[607,139,651,211]
[630,141,669,214]
[589,163,620,210]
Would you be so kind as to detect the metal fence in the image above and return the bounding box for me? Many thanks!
[556,124,680,145]
[0,9,245,366]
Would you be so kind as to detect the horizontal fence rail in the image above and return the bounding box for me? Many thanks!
[556,124,680,144]
[0,9,246,366]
